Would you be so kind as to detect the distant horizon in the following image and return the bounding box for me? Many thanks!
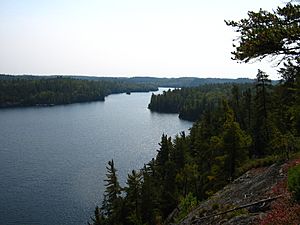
[0,66,282,80]
[1,73,279,80]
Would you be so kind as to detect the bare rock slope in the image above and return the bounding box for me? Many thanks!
[177,163,287,225]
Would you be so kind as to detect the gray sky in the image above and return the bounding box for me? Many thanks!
[0,0,285,79]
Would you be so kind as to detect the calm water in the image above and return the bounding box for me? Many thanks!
[0,88,192,225]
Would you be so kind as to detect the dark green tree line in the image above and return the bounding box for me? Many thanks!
[0,76,157,107]
[148,83,254,121]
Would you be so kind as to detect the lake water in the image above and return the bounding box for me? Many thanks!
[0,88,192,225]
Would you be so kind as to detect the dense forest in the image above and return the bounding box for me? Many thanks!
[89,2,300,225]
[111,77,256,87]
[148,83,254,121]
[0,76,157,107]
[0,74,258,88]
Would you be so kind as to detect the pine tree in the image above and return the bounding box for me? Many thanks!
[140,164,160,225]
[225,3,300,64]
[253,70,272,156]
[170,133,187,171]
[230,85,243,126]
[156,134,173,179]
[88,206,104,225]
[278,61,300,135]
[242,88,252,131]
[221,100,251,179]
[160,160,177,218]
[101,160,123,225]
[124,170,143,225]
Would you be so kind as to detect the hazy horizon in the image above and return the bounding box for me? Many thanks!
[0,0,285,79]
[1,73,265,79]
[2,74,280,81]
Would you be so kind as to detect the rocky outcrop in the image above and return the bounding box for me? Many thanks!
[176,163,288,225]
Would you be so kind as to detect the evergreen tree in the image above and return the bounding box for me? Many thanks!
[253,70,272,156]
[255,70,271,121]
[226,1,300,154]
[124,170,142,225]
[102,160,123,225]
[225,3,300,64]
[221,101,251,179]
[160,160,177,218]
[140,164,160,225]
[171,133,187,171]
[156,134,173,179]
[88,206,105,225]
[230,85,243,126]
[242,88,252,131]
[278,61,300,135]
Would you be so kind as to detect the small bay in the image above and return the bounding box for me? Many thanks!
[0,88,192,225]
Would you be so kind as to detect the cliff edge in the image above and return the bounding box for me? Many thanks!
[175,158,300,225]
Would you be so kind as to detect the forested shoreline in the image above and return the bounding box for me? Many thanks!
[89,2,300,225]
[0,76,158,108]
[0,74,257,87]
[148,83,254,121]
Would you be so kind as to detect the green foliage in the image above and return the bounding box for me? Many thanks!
[124,170,143,225]
[88,206,104,225]
[288,164,300,202]
[175,193,197,222]
[222,100,251,178]
[0,76,157,107]
[101,160,123,225]
[270,131,297,159]
[225,3,300,64]
[148,83,253,121]
[237,155,281,177]
[253,69,273,156]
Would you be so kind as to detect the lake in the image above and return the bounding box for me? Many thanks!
[0,88,192,225]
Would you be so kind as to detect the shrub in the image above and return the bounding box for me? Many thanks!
[175,193,197,222]
[288,164,300,202]
[259,195,300,225]
[236,155,280,176]
[211,203,219,211]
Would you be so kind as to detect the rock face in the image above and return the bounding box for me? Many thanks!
[176,163,287,225]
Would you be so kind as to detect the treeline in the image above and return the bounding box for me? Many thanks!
[0,76,157,107]
[148,83,253,121]
[66,76,256,87]
[89,68,300,225]
[121,77,256,87]
[0,75,258,88]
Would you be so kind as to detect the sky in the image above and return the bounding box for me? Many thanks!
[0,0,286,79]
